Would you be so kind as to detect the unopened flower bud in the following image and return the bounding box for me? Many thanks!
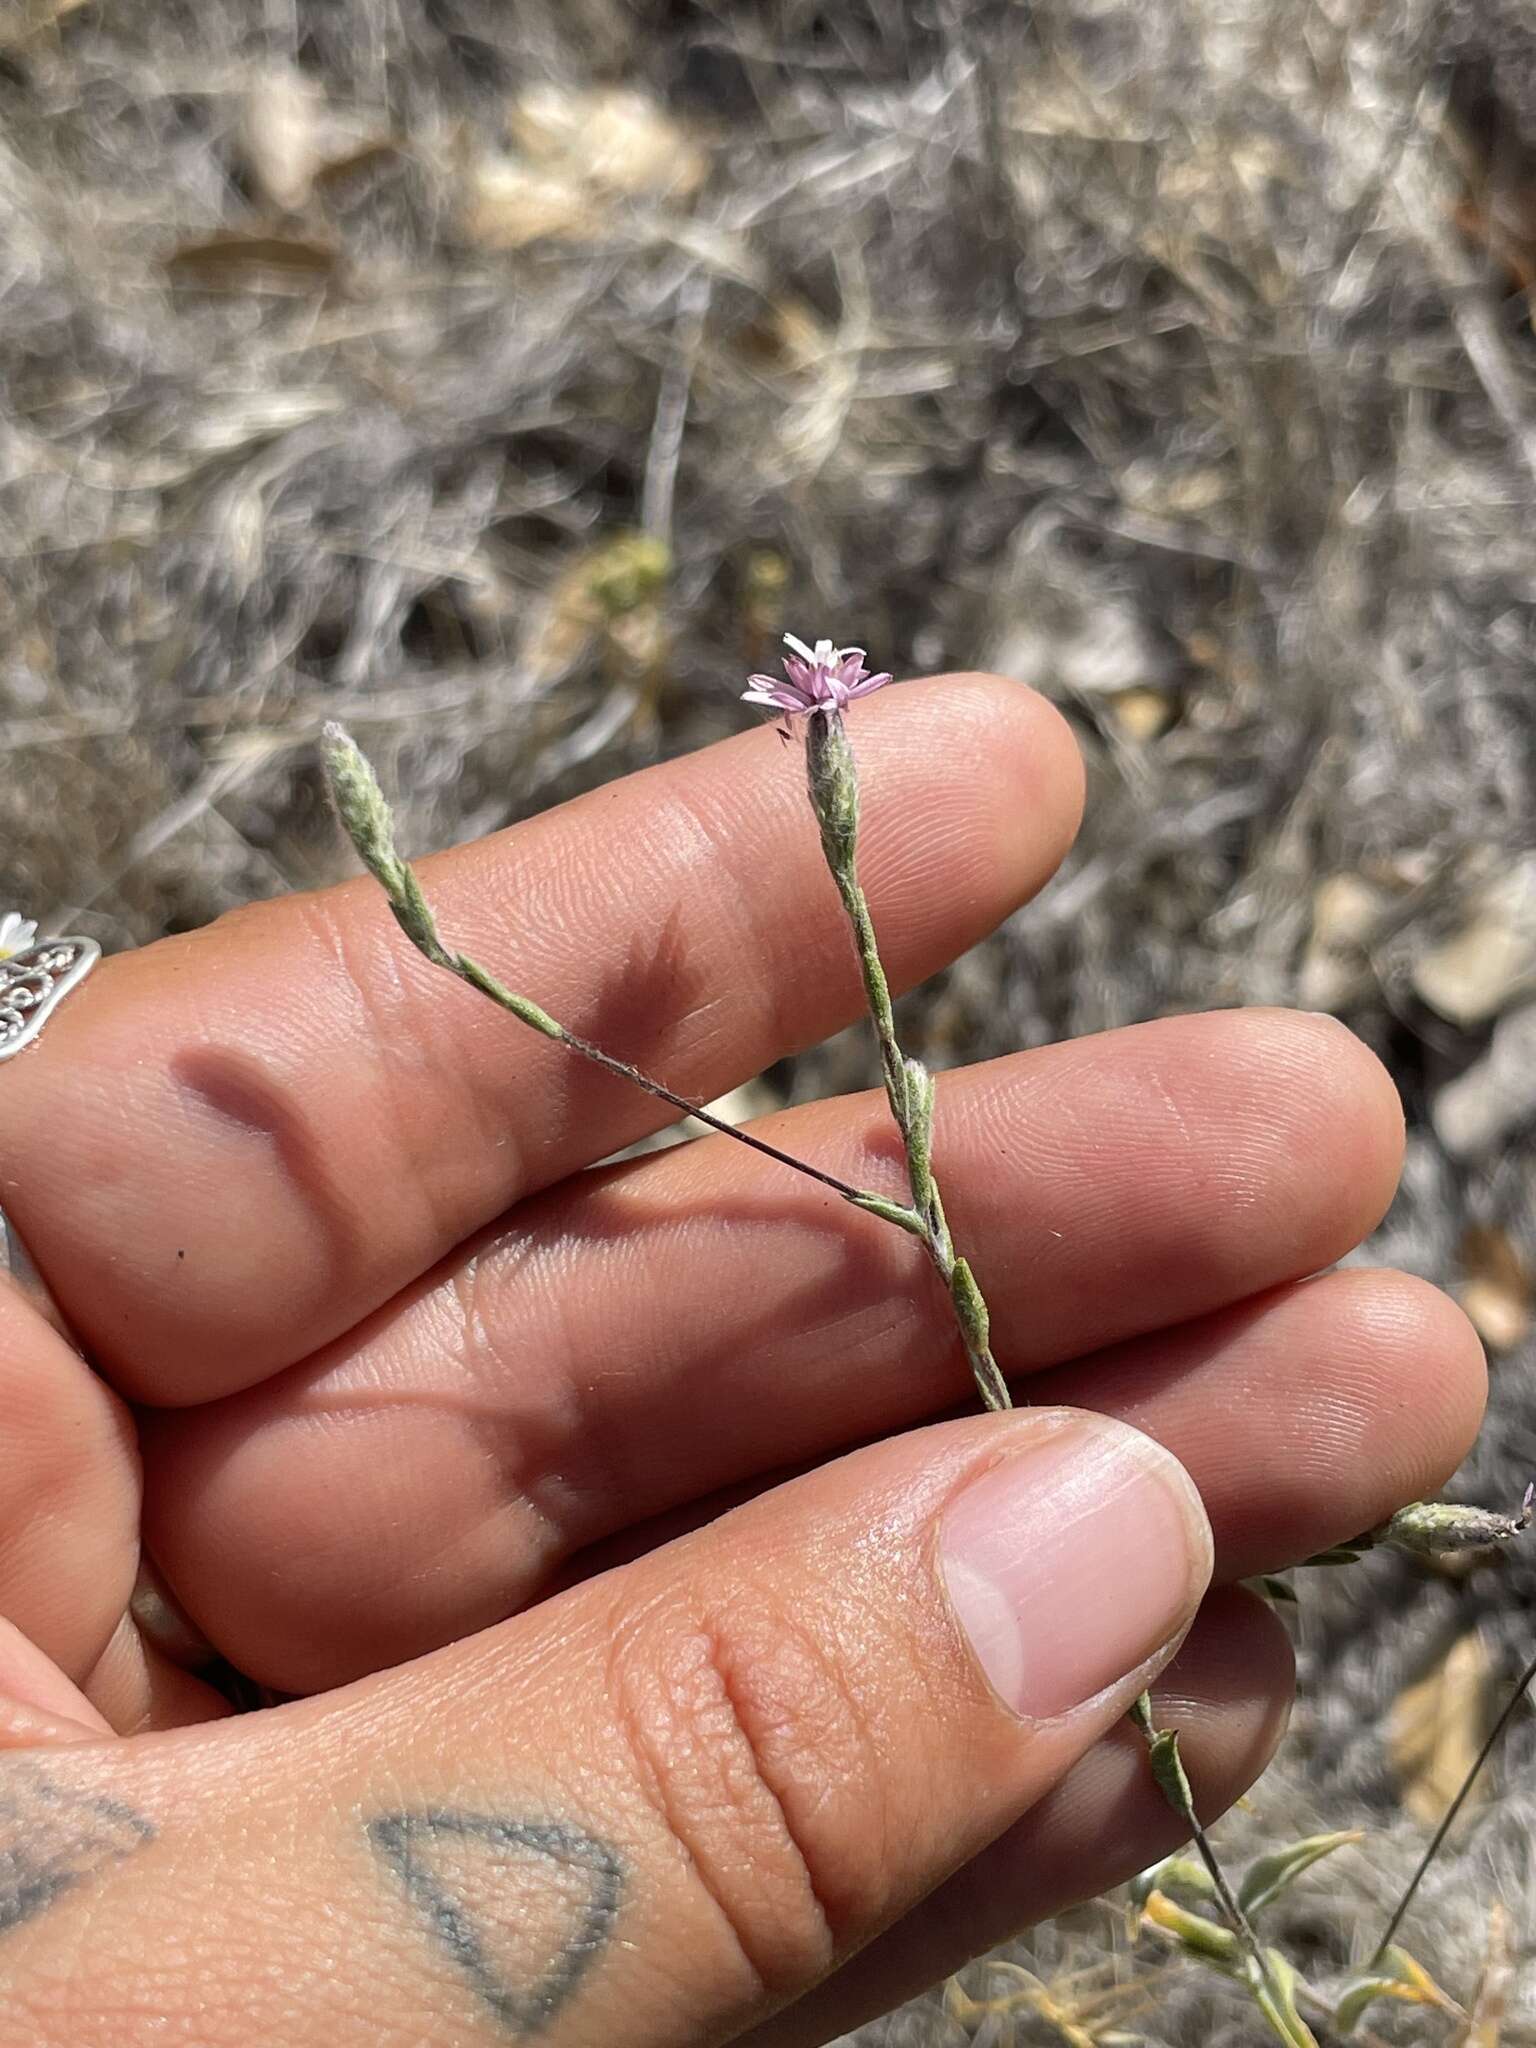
[322,724,452,967]
[803,708,860,875]
[322,724,400,887]
[1381,1487,1533,1559]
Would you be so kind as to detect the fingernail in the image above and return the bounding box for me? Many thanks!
[940,1413,1212,1722]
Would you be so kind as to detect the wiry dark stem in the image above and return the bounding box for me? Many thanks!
[1372,1644,1536,1964]
[1187,1813,1262,1954]
[554,1023,914,1218]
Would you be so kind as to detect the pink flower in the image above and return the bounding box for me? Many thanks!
[742,634,894,719]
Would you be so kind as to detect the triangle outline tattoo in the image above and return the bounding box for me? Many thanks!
[367,1810,625,2037]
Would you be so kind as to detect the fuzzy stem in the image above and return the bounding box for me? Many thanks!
[803,710,1011,1412]
[321,725,925,1234]
[1130,1692,1263,1957]
[829,865,910,1123]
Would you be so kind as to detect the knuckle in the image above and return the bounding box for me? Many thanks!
[604,1584,888,1995]
[285,893,469,1234]
[292,891,419,1084]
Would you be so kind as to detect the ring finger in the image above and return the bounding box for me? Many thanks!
[139,1010,1484,1691]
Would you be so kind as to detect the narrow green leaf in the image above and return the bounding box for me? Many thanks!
[1130,1853,1217,1907]
[1249,1949,1320,2048]
[1249,1574,1299,1604]
[949,1256,991,1353]
[1335,1971,1402,2034]
[1238,1830,1363,1917]
[1141,1889,1241,1969]
[1334,1947,1461,2033]
[901,1055,934,1201]
[1299,1540,1372,1567]
[1147,1727,1195,1820]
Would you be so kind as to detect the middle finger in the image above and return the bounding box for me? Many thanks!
[0,675,1078,1405]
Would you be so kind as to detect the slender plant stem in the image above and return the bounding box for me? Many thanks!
[1131,1692,1263,1958]
[321,725,926,1239]
[460,946,928,1229]
[795,702,1012,1410]
[1186,1812,1262,1955]
[456,943,915,1212]
[830,868,909,1118]
[1371,1643,1536,1964]
[827,856,1012,1412]
[564,1025,910,1212]
[502,993,920,1223]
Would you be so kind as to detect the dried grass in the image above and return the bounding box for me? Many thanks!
[4,1,1536,2039]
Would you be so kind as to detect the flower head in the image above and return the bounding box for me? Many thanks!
[743,634,893,719]
[0,914,36,962]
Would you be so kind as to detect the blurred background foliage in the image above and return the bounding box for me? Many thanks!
[4,0,1536,2038]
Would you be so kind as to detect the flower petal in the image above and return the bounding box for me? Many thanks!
[0,912,38,959]
[743,630,892,721]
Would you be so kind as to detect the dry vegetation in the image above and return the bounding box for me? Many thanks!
[4,0,1536,2039]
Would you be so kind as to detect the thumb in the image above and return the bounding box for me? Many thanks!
[2,1409,1211,2048]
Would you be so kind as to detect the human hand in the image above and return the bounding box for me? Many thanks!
[0,676,1484,2045]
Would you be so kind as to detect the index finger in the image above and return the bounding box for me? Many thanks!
[0,675,1083,1404]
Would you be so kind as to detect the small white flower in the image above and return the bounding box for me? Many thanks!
[0,914,37,962]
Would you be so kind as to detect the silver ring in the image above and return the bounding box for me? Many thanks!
[0,914,100,1065]
[0,915,99,1344]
